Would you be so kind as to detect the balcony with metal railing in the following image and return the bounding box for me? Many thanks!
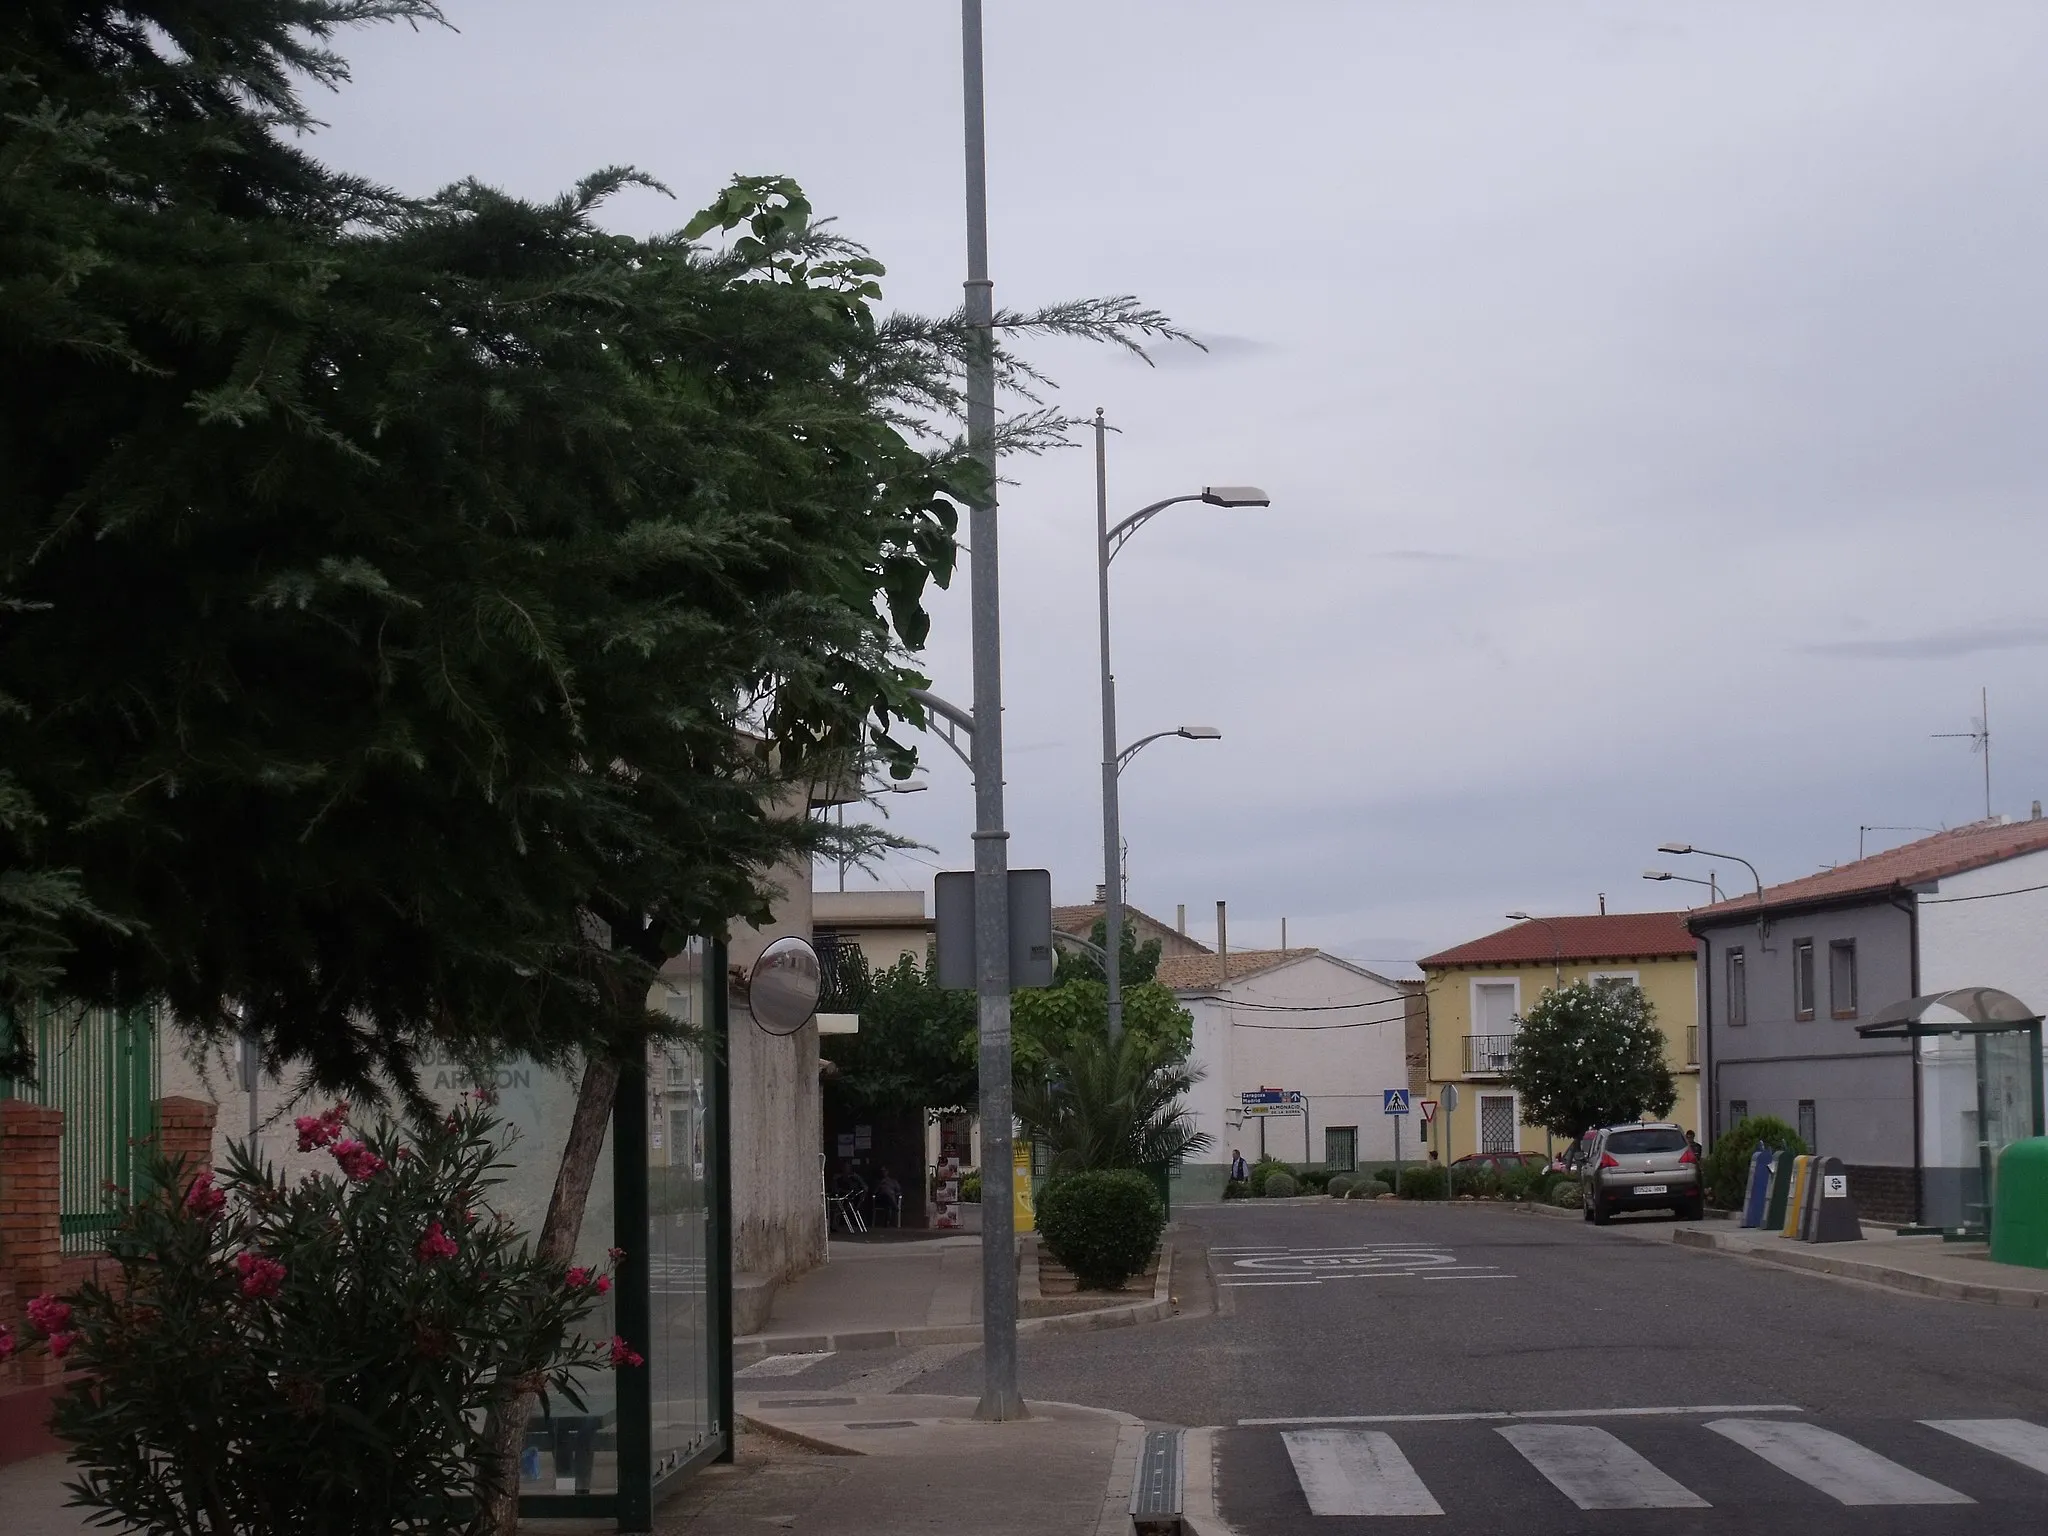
[1463,1033,1517,1076]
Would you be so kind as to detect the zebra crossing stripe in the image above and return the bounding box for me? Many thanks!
[1282,1429,1444,1516]
[1707,1419,1974,1506]
[1498,1423,1709,1510]
[1921,1419,2048,1478]
[735,1351,834,1379]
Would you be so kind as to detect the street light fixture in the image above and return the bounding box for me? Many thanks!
[1642,868,1722,904]
[1504,911,1564,986]
[831,778,929,892]
[1093,408,1266,1046]
[1116,725,1222,775]
[1657,843,1766,914]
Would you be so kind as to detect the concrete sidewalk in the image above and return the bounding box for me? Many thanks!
[1673,1221,2048,1306]
[737,1233,1178,1362]
[658,1393,1136,1536]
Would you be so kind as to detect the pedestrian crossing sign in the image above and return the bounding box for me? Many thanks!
[1383,1089,1411,1115]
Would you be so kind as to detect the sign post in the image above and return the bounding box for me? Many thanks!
[1438,1084,1461,1199]
[1383,1088,1411,1171]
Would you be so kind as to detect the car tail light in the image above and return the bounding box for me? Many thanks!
[1599,1152,1619,1169]
[1679,1145,1699,1164]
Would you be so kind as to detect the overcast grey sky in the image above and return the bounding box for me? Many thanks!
[314,2,2048,959]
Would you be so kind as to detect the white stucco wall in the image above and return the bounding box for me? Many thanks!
[1181,954,1411,1188]
[1915,841,2048,1214]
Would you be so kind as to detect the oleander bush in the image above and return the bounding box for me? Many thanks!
[5,1099,622,1536]
[1397,1166,1447,1200]
[1036,1169,1165,1290]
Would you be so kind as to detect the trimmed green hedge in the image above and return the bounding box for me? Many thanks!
[1263,1172,1298,1198]
[1705,1115,1807,1208]
[1037,1170,1165,1290]
[1398,1165,1446,1200]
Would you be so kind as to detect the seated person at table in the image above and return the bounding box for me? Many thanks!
[874,1167,904,1224]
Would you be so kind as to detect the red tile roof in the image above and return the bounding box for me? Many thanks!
[1419,912,1696,969]
[1687,816,2048,925]
[1155,948,1315,991]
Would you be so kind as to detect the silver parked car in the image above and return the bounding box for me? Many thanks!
[1580,1122,1702,1224]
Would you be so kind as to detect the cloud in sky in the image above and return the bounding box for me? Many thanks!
[311,0,2048,956]
[1802,627,2048,661]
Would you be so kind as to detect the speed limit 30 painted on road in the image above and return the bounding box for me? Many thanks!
[1211,1244,1514,1289]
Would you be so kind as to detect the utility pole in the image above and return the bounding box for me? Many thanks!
[960,0,1022,1423]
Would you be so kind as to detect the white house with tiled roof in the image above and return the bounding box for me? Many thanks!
[1161,946,1417,1200]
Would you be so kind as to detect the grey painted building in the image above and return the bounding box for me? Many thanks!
[1691,816,2048,1224]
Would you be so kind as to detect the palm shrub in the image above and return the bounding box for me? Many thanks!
[1014,1031,1213,1176]
[6,1098,621,1535]
[1036,1170,1163,1290]
[1704,1115,1809,1209]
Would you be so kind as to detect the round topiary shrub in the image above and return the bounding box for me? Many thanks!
[1397,1165,1447,1200]
[1363,1179,1393,1198]
[1246,1157,1290,1197]
[1326,1174,1355,1199]
[1551,1180,1582,1209]
[1036,1170,1165,1291]
[1262,1172,1298,1198]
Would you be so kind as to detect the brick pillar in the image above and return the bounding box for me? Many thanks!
[151,1096,218,1177]
[0,1101,65,1389]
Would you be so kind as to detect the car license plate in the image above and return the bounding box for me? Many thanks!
[1637,1184,1667,1195]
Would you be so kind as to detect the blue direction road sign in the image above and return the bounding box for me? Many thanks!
[1240,1088,1305,1117]
[1383,1088,1412,1115]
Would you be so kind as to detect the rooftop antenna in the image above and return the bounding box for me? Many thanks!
[1858,824,1939,860]
[1932,686,1991,821]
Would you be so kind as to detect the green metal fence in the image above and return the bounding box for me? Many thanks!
[1,1001,161,1252]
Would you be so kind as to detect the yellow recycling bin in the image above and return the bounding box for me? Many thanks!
[1781,1155,1813,1237]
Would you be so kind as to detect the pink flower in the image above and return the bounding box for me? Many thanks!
[565,1267,592,1290]
[0,1326,16,1362]
[235,1252,287,1300]
[609,1336,644,1368]
[294,1103,350,1152]
[25,1295,71,1335]
[593,1275,612,1296]
[416,1221,459,1263]
[607,1247,625,1260]
[329,1139,385,1182]
[46,1330,79,1361]
[184,1169,226,1220]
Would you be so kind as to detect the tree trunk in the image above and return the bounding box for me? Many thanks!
[475,1051,624,1536]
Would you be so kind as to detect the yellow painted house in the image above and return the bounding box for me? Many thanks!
[1417,912,1701,1162]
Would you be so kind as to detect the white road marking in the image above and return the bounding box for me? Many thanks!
[1217,1279,1320,1288]
[735,1351,835,1379]
[1921,1419,2048,1478]
[1422,1273,1517,1281]
[1282,1429,1444,1516]
[1498,1423,1710,1509]
[1240,1404,1803,1428]
[1707,1419,1973,1506]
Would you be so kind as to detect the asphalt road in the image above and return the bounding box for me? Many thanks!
[767,1201,2048,1533]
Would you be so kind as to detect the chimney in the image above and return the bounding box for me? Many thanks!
[1281,916,1289,949]
[1095,882,1107,903]
[2034,800,2042,821]
[1176,903,1186,935]
[1217,900,1228,987]
[1598,893,1607,916]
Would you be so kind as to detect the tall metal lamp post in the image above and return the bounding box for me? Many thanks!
[1094,407,1266,1043]
[958,0,1022,1423]
[1656,843,1765,915]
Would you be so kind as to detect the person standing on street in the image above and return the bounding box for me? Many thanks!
[1230,1148,1248,1182]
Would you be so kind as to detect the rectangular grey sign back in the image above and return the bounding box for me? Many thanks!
[934,868,1055,990]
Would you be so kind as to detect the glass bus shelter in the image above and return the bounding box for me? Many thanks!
[1860,986,2045,1238]
[492,937,735,1530]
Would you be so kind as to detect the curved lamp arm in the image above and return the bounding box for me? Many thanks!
[1117,725,1221,775]
[1105,486,1271,563]
[909,686,974,770]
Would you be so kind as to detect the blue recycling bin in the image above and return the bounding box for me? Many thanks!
[1740,1146,1773,1227]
